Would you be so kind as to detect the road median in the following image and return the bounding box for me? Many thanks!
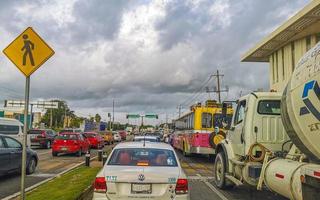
[25,159,101,200]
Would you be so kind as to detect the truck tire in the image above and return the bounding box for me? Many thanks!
[52,152,58,157]
[214,152,227,189]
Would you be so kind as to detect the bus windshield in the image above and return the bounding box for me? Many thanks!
[214,114,233,129]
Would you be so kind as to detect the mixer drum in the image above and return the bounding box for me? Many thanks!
[281,42,320,162]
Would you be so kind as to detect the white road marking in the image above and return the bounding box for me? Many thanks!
[36,150,52,156]
[28,173,56,178]
[196,174,229,200]
[187,176,215,181]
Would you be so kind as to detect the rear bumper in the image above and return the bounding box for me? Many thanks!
[189,146,215,154]
[52,145,80,153]
[93,192,189,200]
[30,139,48,146]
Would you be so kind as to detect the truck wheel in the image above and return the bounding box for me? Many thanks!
[52,152,58,157]
[214,152,227,189]
[26,157,36,175]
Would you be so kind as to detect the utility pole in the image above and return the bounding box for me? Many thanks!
[50,108,53,128]
[112,99,114,130]
[177,104,182,118]
[207,70,229,103]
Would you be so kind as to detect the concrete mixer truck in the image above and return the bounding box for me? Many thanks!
[213,42,320,200]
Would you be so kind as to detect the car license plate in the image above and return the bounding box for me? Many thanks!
[61,147,68,151]
[131,184,152,194]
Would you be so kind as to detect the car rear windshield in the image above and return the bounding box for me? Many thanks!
[28,130,43,134]
[56,134,78,140]
[258,100,281,115]
[134,138,160,142]
[84,133,96,138]
[108,148,178,167]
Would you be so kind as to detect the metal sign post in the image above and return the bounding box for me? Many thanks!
[2,27,54,200]
[20,77,30,200]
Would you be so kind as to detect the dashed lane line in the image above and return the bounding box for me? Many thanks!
[196,174,229,200]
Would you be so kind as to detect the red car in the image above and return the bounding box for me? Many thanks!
[118,131,127,141]
[52,132,90,157]
[83,132,104,149]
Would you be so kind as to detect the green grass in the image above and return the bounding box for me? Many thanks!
[26,166,100,200]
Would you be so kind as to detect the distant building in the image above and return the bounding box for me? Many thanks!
[242,0,320,92]
[0,107,41,127]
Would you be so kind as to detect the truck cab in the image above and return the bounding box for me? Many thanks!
[227,92,289,157]
[215,92,290,188]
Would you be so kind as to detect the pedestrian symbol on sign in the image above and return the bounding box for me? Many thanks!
[21,34,35,66]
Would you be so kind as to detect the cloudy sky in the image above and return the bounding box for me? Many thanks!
[0,0,311,124]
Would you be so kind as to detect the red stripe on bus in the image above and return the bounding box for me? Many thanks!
[275,173,284,179]
[314,171,320,177]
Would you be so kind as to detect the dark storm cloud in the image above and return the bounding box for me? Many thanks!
[69,0,131,43]
[0,0,312,120]
[155,0,310,100]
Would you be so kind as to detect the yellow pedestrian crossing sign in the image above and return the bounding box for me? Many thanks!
[3,27,54,77]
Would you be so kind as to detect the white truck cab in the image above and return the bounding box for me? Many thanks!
[227,92,289,158]
[215,92,290,188]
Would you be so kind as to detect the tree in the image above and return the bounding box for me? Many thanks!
[95,113,101,123]
[41,100,76,128]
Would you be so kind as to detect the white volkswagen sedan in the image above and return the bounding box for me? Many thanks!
[93,142,189,200]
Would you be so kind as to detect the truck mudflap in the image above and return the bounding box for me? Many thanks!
[300,165,320,200]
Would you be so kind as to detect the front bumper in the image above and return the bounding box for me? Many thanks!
[189,146,215,154]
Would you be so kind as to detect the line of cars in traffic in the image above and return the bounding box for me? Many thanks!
[92,133,190,200]
[0,117,128,177]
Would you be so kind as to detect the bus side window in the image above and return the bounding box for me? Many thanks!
[202,112,212,128]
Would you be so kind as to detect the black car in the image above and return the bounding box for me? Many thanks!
[28,129,56,149]
[0,134,38,176]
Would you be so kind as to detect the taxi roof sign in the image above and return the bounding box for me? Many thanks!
[3,27,54,77]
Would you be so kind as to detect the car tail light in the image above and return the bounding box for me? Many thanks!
[175,178,188,194]
[94,177,107,193]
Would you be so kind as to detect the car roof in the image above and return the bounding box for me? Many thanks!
[59,132,80,135]
[114,142,173,150]
[0,117,23,125]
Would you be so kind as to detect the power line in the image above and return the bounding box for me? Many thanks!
[180,76,212,107]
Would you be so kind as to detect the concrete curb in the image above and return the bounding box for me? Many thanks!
[77,185,93,200]
[2,156,98,200]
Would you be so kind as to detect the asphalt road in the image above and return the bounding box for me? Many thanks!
[0,138,289,200]
[175,150,288,200]
[0,145,113,200]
